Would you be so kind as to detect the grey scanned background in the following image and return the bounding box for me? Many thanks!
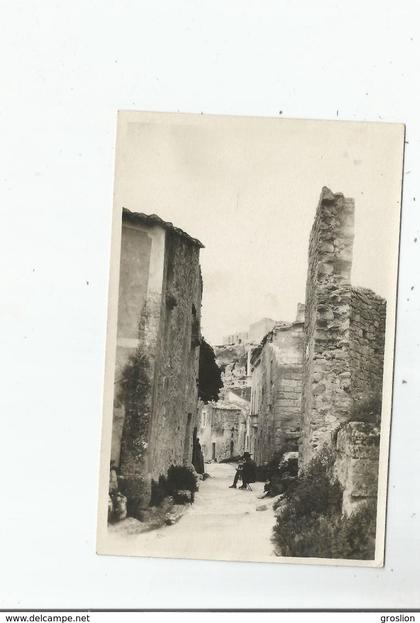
[0,0,419,609]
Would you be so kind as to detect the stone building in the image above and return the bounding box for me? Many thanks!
[249,307,305,465]
[217,318,277,403]
[111,209,203,515]
[222,331,249,346]
[198,401,246,462]
[222,317,276,347]
[300,187,386,466]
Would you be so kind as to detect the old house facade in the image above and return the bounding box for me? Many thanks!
[249,308,305,465]
[112,209,203,514]
[198,401,246,463]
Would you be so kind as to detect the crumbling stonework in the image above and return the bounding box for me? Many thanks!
[214,343,249,396]
[112,210,203,516]
[301,188,386,466]
[350,287,386,403]
[300,187,386,516]
[250,310,304,465]
[335,422,380,515]
[300,187,355,465]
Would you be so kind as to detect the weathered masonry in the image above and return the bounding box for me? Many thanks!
[112,209,203,515]
[250,307,305,465]
[300,187,386,466]
[300,187,386,514]
[198,401,246,462]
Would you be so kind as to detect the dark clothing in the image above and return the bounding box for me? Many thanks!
[192,440,205,475]
[232,465,243,487]
[242,459,257,485]
[231,458,257,488]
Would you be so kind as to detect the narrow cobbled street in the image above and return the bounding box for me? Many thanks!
[109,463,277,563]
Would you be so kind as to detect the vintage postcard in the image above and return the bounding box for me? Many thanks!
[97,111,404,566]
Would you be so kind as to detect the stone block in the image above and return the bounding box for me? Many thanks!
[165,504,188,525]
[336,421,380,515]
[336,422,380,460]
[256,504,268,511]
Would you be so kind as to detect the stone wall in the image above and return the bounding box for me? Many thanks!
[335,422,380,515]
[299,187,387,519]
[350,287,386,403]
[148,230,202,479]
[250,318,304,465]
[115,211,203,514]
[300,187,355,465]
[300,188,387,470]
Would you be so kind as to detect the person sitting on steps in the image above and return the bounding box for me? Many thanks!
[229,452,257,489]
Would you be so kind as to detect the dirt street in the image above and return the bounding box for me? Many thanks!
[107,463,277,563]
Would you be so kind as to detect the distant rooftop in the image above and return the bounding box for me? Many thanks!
[122,208,204,249]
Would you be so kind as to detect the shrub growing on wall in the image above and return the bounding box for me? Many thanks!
[149,466,199,508]
[166,465,199,495]
[273,445,377,560]
[351,393,382,425]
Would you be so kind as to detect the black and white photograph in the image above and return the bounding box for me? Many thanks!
[97,111,404,565]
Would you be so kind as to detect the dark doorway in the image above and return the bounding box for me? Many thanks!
[183,414,192,462]
[192,426,198,464]
[230,440,234,456]
[212,442,216,461]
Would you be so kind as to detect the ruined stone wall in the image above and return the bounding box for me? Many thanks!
[350,287,386,403]
[147,230,202,481]
[251,321,304,465]
[299,188,387,519]
[301,187,355,465]
[335,422,380,515]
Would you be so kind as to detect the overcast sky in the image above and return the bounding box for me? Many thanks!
[114,112,404,345]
